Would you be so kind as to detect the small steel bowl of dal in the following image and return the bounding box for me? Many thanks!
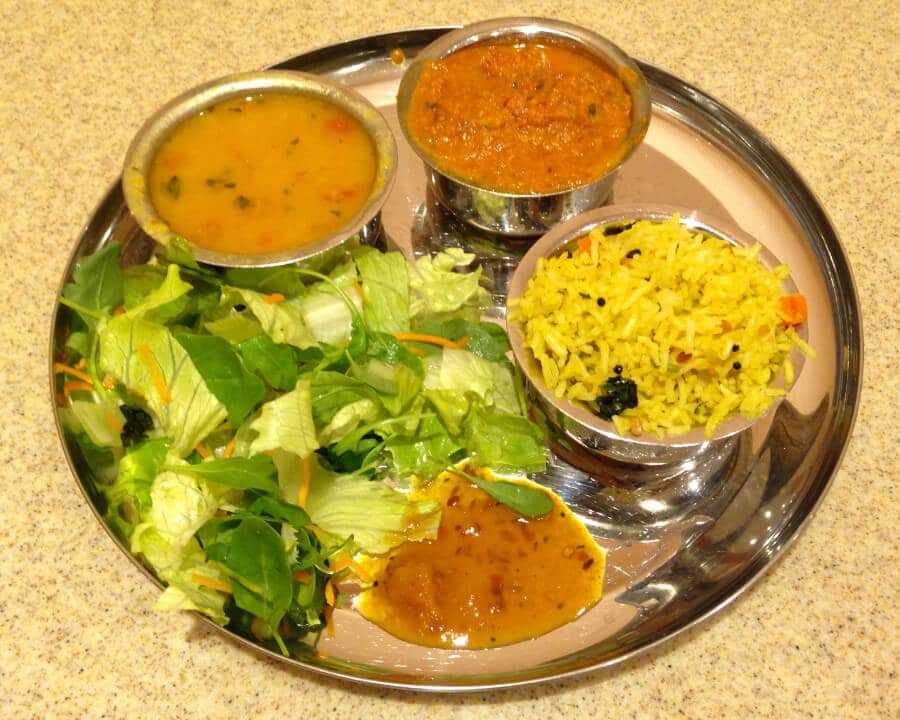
[396,18,651,238]
[122,70,398,268]
[506,204,812,469]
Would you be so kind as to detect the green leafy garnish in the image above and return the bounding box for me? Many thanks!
[594,376,639,420]
[451,468,553,518]
[175,333,265,427]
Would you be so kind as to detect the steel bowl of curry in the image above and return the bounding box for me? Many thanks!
[396,18,651,237]
[122,71,398,267]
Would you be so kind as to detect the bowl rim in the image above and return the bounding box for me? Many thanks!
[121,69,398,268]
[505,203,809,450]
[395,16,651,199]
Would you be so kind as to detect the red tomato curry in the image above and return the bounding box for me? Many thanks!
[407,41,633,194]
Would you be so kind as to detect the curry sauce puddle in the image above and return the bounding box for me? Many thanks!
[354,468,605,649]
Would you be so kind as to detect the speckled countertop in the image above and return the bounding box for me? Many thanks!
[1,1,896,718]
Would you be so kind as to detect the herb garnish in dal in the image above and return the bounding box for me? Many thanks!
[55,237,565,655]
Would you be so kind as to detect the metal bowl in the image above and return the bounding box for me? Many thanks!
[396,18,651,238]
[122,70,398,268]
[506,204,810,467]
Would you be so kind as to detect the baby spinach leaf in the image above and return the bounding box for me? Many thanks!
[165,455,278,494]
[221,517,293,630]
[247,495,312,530]
[62,241,123,325]
[367,331,423,373]
[452,468,553,518]
[175,333,265,427]
[224,265,307,297]
[236,334,299,391]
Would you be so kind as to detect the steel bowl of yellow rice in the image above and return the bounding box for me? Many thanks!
[506,204,814,466]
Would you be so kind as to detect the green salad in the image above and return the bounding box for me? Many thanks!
[55,237,547,655]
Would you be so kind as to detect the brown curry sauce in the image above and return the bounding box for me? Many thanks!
[355,470,605,649]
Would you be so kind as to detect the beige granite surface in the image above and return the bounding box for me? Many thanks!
[1,1,897,718]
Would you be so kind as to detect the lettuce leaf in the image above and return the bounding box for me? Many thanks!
[98,315,227,455]
[69,399,126,447]
[409,249,489,322]
[464,407,547,473]
[248,378,319,458]
[224,287,314,348]
[305,464,441,554]
[356,250,410,333]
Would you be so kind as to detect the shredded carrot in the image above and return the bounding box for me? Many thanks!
[353,278,366,304]
[191,574,233,593]
[263,292,285,304]
[62,380,96,397]
[324,578,336,606]
[393,332,469,350]
[53,362,95,386]
[329,556,373,584]
[113,305,126,317]
[106,412,123,435]
[577,236,593,254]
[194,443,211,459]
[136,343,171,402]
[298,454,311,508]
[778,294,808,327]
[221,437,236,459]
[292,569,313,583]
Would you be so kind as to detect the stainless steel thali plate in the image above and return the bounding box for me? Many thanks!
[50,28,862,691]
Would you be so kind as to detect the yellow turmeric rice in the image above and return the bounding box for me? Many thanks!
[509,217,814,438]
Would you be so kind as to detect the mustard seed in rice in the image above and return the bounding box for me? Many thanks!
[509,216,814,438]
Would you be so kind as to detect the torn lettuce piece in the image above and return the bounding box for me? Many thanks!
[68,399,126,448]
[356,250,410,334]
[132,528,230,625]
[408,249,489,323]
[137,464,223,549]
[62,241,123,328]
[99,315,227,456]
[223,286,315,349]
[248,378,319,458]
[102,437,170,537]
[385,414,464,481]
[305,462,441,555]
[464,407,547,473]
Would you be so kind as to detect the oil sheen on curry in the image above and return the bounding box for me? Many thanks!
[148,92,377,255]
[355,469,605,649]
[407,41,633,194]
